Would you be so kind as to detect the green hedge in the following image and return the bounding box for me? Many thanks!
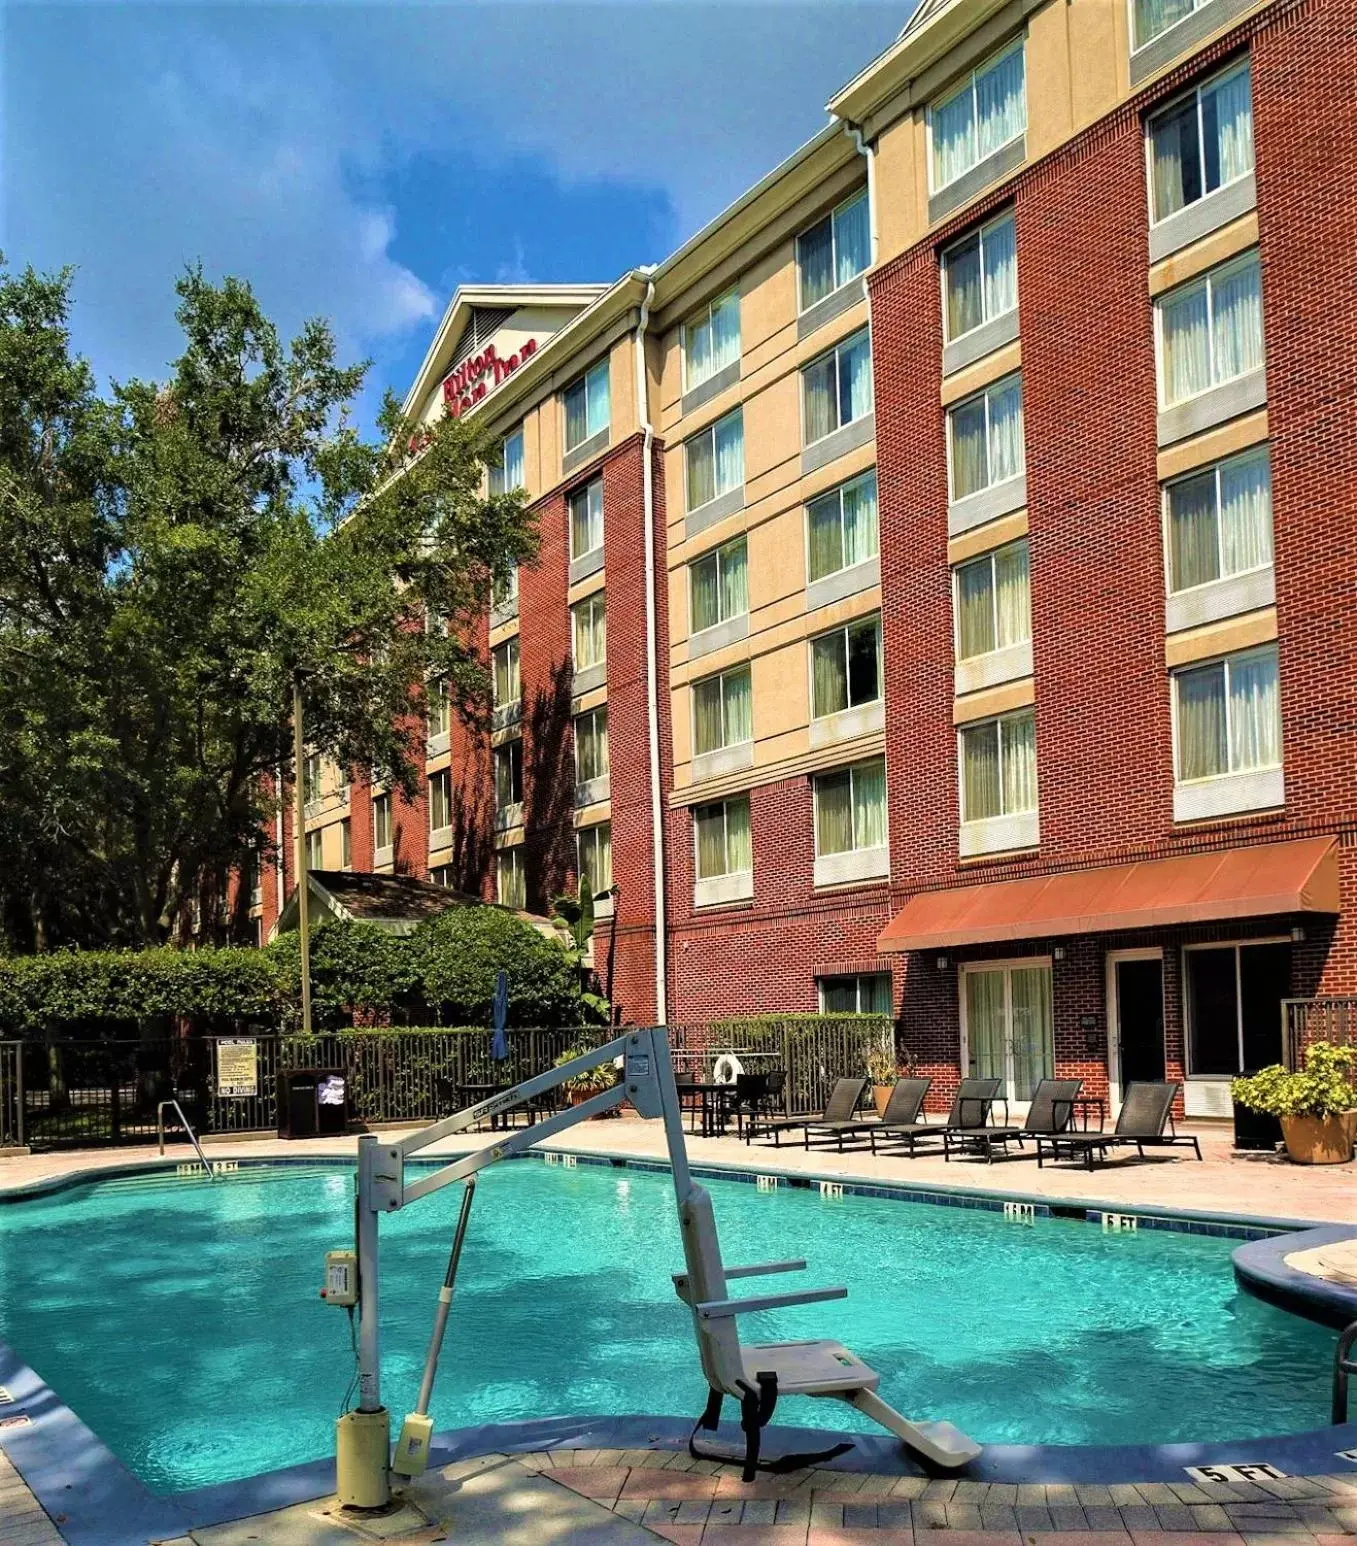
[0,908,600,1038]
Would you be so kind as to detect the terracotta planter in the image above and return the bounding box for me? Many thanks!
[1279,1112,1355,1165]
[872,1084,894,1118]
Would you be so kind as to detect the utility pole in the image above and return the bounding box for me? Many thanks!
[292,678,313,1036]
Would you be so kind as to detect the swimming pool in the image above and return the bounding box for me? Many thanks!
[0,1158,1335,1494]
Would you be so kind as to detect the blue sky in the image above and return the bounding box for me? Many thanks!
[4,1,906,433]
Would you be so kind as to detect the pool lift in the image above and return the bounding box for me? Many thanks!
[325,1027,981,1511]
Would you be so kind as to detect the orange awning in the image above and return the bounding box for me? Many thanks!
[877,836,1340,954]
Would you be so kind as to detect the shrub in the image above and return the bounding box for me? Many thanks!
[266,922,421,1027]
[1232,1041,1357,1119]
[418,906,597,1027]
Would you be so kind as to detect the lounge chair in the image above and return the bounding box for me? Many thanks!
[1035,1080,1202,1170]
[869,1076,1000,1156]
[752,1076,867,1148]
[816,1077,932,1152]
[943,1078,1082,1163]
[673,1177,981,1477]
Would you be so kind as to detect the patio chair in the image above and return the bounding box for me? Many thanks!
[943,1078,1082,1164]
[868,1077,1000,1156]
[673,1178,981,1478]
[752,1077,867,1148]
[817,1077,932,1152]
[1035,1081,1202,1170]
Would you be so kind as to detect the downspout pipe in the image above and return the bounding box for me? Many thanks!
[634,275,668,1025]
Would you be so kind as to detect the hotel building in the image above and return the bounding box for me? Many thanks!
[257,0,1357,1118]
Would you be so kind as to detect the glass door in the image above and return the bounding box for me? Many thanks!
[964,962,1054,1105]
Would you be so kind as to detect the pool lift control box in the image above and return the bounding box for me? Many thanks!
[321,1250,358,1307]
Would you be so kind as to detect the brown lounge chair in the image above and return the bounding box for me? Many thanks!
[1035,1080,1202,1170]
[815,1076,933,1152]
[753,1076,868,1148]
[943,1078,1082,1164]
[869,1076,1001,1156]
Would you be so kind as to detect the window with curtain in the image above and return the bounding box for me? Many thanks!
[814,758,887,857]
[563,361,610,451]
[303,751,321,804]
[1165,446,1272,593]
[1157,250,1263,408]
[690,537,748,635]
[428,677,451,740]
[954,540,1031,660]
[960,708,1037,823]
[305,828,323,869]
[491,565,518,608]
[930,40,1027,192]
[569,478,604,558]
[798,190,871,312]
[577,822,612,895]
[694,796,753,882]
[1149,62,1254,223]
[942,211,1018,342]
[496,847,526,910]
[965,964,1053,1099]
[340,819,351,870]
[807,470,879,584]
[948,373,1025,500]
[685,408,744,511]
[493,739,523,811]
[373,793,392,852]
[683,290,741,390]
[492,638,520,706]
[572,592,607,670]
[489,427,525,495]
[803,327,873,445]
[819,973,892,1014]
[1174,644,1280,783]
[1133,0,1201,52]
[428,770,452,831]
[574,707,610,784]
[693,666,753,755]
[811,615,881,719]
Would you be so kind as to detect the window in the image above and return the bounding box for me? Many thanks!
[428,677,450,742]
[815,760,887,859]
[690,537,748,635]
[305,828,323,870]
[373,792,392,855]
[1149,63,1254,224]
[954,540,1031,661]
[1133,0,1224,52]
[683,289,740,390]
[942,211,1018,342]
[428,770,452,833]
[694,797,753,883]
[492,638,520,708]
[929,40,1026,193]
[574,706,610,785]
[496,846,526,910]
[685,408,744,511]
[960,709,1037,823]
[1156,250,1263,408]
[1186,940,1289,1075]
[948,373,1024,500]
[803,327,873,445]
[489,427,525,495]
[798,190,871,312]
[807,471,879,584]
[430,865,455,888]
[811,615,881,720]
[564,360,609,452]
[248,854,263,907]
[577,822,613,896]
[339,818,352,870]
[494,740,523,812]
[572,592,607,670]
[569,478,604,559]
[819,974,892,1015]
[1174,644,1280,783]
[1165,447,1272,594]
[492,566,519,610]
[963,962,1054,1101]
[303,751,321,806]
[693,665,752,756]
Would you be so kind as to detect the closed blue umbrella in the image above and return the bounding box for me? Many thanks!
[491,969,510,1061]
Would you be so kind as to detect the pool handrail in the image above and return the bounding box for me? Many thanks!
[156,1098,214,1181]
[1334,1319,1357,1424]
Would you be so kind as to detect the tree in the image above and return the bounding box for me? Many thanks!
[0,258,536,949]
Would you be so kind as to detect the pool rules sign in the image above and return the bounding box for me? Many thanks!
[216,1038,258,1098]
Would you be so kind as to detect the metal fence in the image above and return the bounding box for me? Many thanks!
[669,1018,891,1115]
[1284,996,1357,1070]
[0,1041,21,1149]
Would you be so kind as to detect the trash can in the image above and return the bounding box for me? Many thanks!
[279,1068,348,1138]
[1232,1096,1282,1152]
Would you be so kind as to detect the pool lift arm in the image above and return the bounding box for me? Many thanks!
[332,1027,980,1511]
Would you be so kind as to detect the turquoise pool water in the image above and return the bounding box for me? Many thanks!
[0,1160,1335,1493]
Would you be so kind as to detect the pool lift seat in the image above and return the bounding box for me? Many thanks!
[673,1180,982,1479]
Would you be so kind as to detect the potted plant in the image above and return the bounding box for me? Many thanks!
[1232,1042,1357,1165]
[866,1043,899,1118]
[553,1040,617,1112]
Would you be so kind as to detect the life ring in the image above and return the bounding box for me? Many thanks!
[712,1053,744,1085]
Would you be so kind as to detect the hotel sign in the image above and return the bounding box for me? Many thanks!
[443,337,538,418]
